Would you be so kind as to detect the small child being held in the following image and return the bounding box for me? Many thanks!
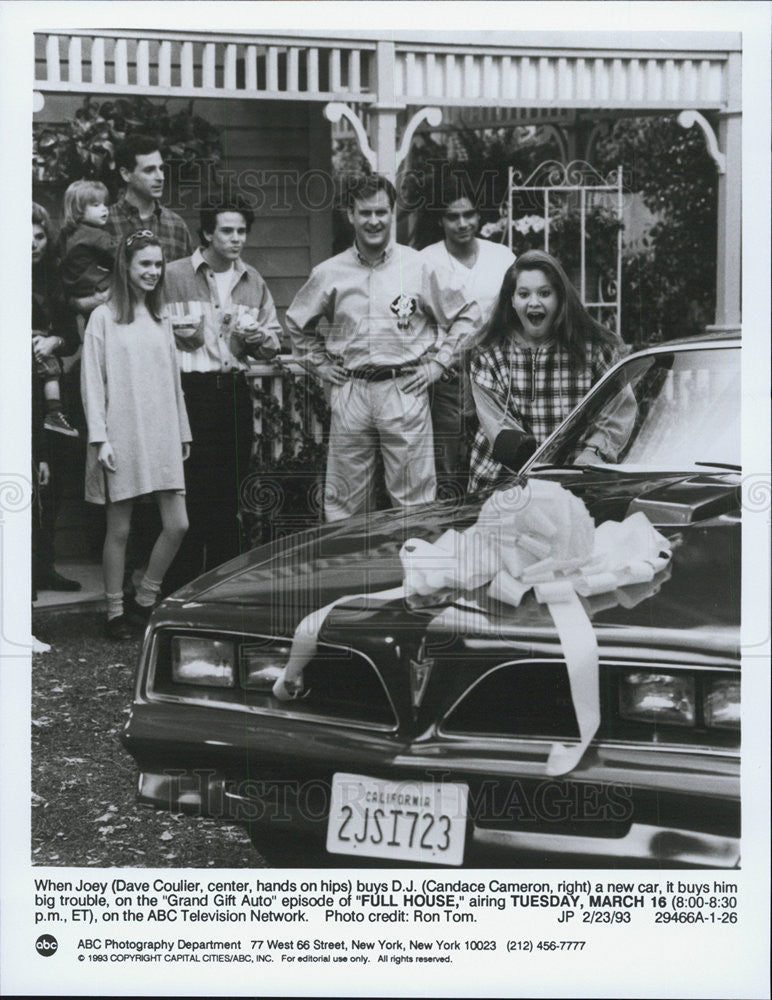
[59,180,120,319]
[32,203,80,437]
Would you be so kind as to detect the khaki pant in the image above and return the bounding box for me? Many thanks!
[324,378,436,522]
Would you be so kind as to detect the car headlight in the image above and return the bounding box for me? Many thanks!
[619,671,696,727]
[704,677,740,729]
[240,643,292,692]
[171,637,236,687]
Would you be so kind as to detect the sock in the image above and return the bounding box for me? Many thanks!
[106,591,123,621]
[135,574,162,607]
[45,399,63,415]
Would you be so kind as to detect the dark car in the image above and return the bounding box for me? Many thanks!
[123,336,741,868]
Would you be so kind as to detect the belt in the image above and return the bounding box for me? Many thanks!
[182,370,247,390]
[344,362,419,382]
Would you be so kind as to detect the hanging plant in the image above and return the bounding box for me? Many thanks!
[33,95,223,195]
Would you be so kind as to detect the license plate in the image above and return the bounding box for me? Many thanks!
[326,772,468,865]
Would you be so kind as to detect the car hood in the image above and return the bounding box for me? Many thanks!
[168,471,740,644]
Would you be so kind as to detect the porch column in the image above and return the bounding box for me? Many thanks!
[369,39,402,180]
[710,51,742,333]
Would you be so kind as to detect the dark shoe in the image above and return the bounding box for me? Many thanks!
[124,595,154,625]
[105,615,133,640]
[37,570,82,592]
[44,411,80,437]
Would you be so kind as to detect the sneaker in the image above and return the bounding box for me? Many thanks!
[32,635,51,653]
[36,570,82,592]
[124,596,155,625]
[44,411,80,437]
[105,615,133,640]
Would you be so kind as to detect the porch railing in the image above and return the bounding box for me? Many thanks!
[35,30,377,101]
[247,357,327,463]
[35,29,733,110]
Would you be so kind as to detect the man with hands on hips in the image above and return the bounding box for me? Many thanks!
[286,174,479,522]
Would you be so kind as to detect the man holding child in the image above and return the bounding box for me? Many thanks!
[105,133,194,263]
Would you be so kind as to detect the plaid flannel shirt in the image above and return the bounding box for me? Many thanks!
[468,338,617,493]
[106,194,193,263]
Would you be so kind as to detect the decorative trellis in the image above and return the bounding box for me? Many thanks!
[507,160,624,337]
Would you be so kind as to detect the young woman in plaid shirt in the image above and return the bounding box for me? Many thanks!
[468,250,625,493]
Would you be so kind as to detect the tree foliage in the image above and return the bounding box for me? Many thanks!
[33,96,223,196]
[397,116,718,346]
[594,115,718,344]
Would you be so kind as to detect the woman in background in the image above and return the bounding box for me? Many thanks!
[31,202,82,595]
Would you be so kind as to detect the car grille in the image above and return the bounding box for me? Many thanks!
[439,659,740,751]
[147,629,398,731]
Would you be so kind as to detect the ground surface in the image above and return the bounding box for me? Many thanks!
[31,609,271,869]
[30,609,432,870]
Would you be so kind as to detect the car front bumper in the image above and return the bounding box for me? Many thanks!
[124,700,740,869]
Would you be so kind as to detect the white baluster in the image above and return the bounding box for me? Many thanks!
[592,57,607,102]
[463,54,476,99]
[443,53,457,99]
[288,47,300,92]
[482,55,494,98]
[267,46,279,91]
[180,41,194,88]
[664,58,676,100]
[646,58,661,102]
[307,47,319,92]
[575,57,588,100]
[46,34,61,84]
[91,37,105,85]
[557,57,569,100]
[425,52,436,96]
[629,57,642,101]
[699,59,712,102]
[245,45,258,90]
[331,48,341,92]
[114,38,128,86]
[522,56,535,100]
[224,44,237,89]
[202,42,216,89]
[68,36,82,84]
[348,49,360,94]
[159,40,172,87]
[136,39,150,87]
[682,58,696,102]
[538,57,553,101]
[501,55,514,99]
[611,58,625,100]
[405,51,418,97]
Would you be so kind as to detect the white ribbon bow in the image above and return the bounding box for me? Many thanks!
[273,480,672,776]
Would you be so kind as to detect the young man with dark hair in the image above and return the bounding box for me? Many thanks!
[420,178,516,489]
[286,173,479,522]
[161,198,282,592]
[105,133,193,263]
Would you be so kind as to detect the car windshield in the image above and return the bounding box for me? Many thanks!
[531,345,740,472]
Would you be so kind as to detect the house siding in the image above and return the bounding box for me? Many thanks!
[33,93,333,335]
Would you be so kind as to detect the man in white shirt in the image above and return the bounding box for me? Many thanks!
[420,183,516,490]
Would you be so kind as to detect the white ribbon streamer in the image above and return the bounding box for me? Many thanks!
[542,589,600,776]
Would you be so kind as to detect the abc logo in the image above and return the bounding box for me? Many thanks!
[35,933,58,957]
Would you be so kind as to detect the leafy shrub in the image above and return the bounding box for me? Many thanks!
[33,95,222,195]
